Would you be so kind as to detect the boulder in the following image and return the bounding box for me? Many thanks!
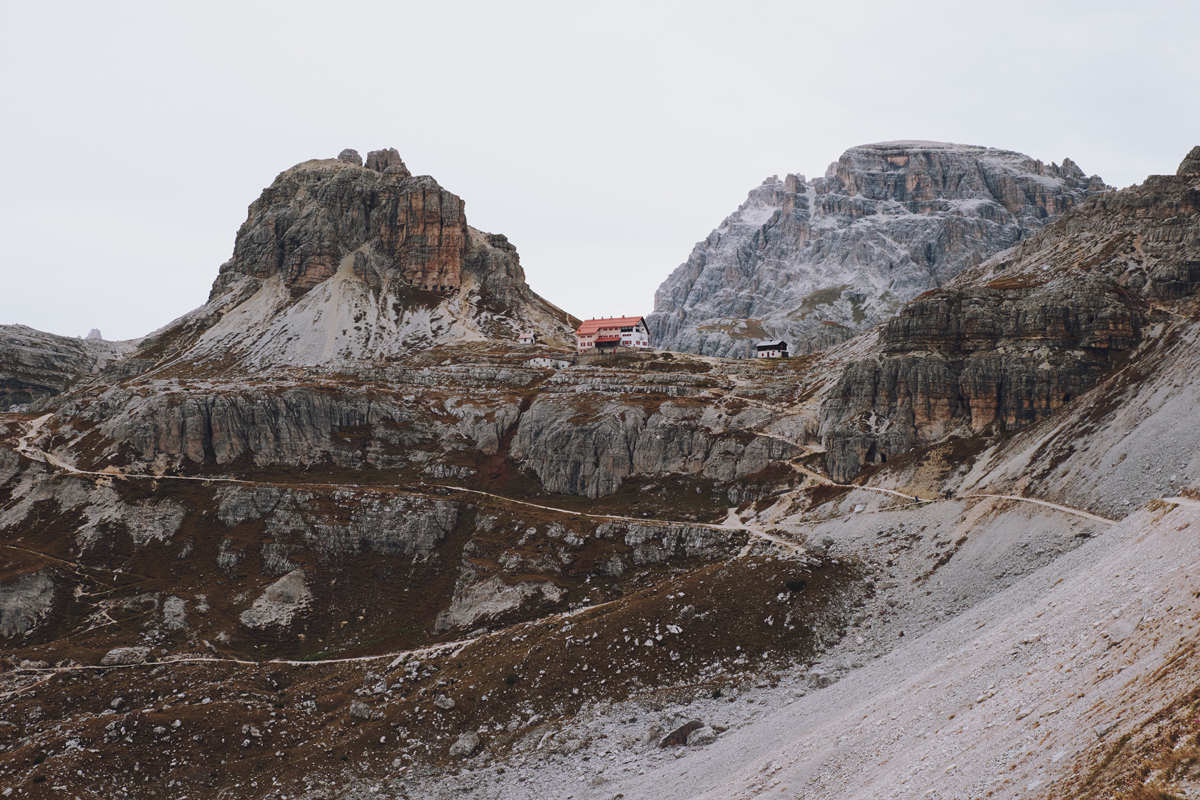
[337,148,362,166]
[362,672,388,695]
[449,730,480,757]
[100,646,151,666]
[239,569,311,629]
[659,720,702,747]
[434,575,565,634]
[806,668,837,688]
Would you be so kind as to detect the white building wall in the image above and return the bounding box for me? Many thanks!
[577,320,651,352]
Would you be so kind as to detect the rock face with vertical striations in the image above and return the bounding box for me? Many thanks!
[647,141,1109,358]
[819,146,1200,482]
[365,147,409,175]
[818,279,1147,482]
[209,159,471,295]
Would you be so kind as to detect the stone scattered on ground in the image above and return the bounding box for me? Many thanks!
[362,671,388,695]
[660,720,703,747]
[449,731,481,757]
[100,646,151,666]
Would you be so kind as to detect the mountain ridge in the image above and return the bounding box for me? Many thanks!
[647,141,1109,357]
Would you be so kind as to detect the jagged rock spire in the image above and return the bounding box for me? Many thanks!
[1178,145,1200,176]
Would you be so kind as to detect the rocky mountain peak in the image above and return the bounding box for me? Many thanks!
[1178,145,1200,177]
[647,141,1109,358]
[135,150,576,372]
[827,141,1098,210]
[365,147,410,176]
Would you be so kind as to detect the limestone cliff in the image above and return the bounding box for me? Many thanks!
[47,350,810,506]
[648,141,1108,357]
[819,146,1200,482]
[511,367,802,498]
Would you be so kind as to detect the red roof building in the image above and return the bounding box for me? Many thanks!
[575,316,650,353]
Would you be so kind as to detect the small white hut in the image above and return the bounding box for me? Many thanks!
[755,340,789,358]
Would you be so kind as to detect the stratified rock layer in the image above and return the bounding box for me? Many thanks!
[819,148,1200,482]
[0,325,131,410]
[819,280,1145,482]
[211,160,469,295]
[512,386,799,498]
[648,141,1108,357]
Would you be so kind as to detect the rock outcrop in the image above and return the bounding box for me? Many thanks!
[820,146,1200,482]
[1176,145,1200,177]
[504,359,811,498]
[56,364,532,471]
[954,149,1200,298]
[819,279,1146,481]
[365,147,408,175]
[648,141,1109,357]
[210,158,470,295]
[216,486,459,560]
[433,575,566,633]
[512,391,799,497]
[239,569,312,629]
[45,347,808,501]
[0,570,54,637]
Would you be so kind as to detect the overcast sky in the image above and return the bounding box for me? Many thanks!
[2,0,1197,341]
